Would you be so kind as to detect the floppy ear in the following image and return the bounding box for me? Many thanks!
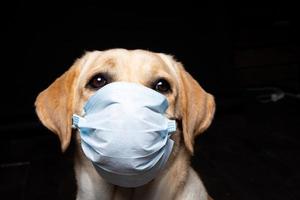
[35,59,81,152]
[178,64,215,154]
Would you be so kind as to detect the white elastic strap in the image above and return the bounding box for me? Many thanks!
[72,114,83,128]
[167,120,176,133]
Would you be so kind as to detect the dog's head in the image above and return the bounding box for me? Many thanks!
[35,49,215,154]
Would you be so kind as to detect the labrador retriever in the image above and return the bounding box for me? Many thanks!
[35,49,215,200]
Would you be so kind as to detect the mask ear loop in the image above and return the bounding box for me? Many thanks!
[167,120,177,133]
[72,114,86,129]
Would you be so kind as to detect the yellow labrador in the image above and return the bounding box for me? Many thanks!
[35,49,215,200]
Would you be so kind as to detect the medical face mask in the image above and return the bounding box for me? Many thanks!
[72,82,176,188]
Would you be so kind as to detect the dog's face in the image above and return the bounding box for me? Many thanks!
[76,50,179,118]
[35,49,215,155]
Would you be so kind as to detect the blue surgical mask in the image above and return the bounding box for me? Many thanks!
[72,82,176,188]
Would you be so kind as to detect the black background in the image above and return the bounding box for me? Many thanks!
[1,2,299,122]
[0,1,299,200]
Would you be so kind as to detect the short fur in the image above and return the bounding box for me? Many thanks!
[35,49,215,200]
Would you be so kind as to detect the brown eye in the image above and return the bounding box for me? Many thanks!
[153,79,171,93]
[87,74,107,89]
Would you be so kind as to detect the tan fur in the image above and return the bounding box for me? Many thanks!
[35,49,215,200]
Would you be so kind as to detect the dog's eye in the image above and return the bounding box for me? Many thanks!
[87,74,108,89]
[153,79,171,94]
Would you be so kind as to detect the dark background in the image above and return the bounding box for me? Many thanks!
[0,1,299,200]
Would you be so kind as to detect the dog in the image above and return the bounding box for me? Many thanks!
[35,49,215,200]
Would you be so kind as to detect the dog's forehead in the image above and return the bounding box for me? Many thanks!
[81,49,176,81]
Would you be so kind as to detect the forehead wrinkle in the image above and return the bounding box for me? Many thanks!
[103,58,117,68]
[90,54,120,73]
[125,53,173,83]
[94,53,118,67]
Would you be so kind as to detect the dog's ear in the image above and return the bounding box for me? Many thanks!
[179,66,215,154]
[35,59,82,152]
[159,54,215,154]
